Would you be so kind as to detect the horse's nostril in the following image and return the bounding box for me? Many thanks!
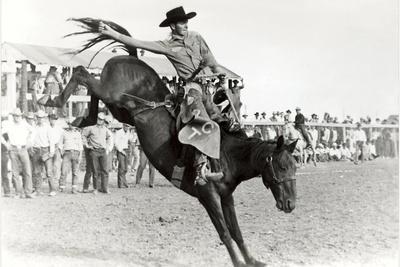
[287,200,295,210]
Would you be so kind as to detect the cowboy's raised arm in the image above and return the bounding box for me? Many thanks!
[99,23,171,56]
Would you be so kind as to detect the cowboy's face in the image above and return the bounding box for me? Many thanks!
[27,118,35,125]
[97,118,105,126]
[171,20,188,36]
[12,115,21,123]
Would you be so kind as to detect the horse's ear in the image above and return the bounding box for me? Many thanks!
[276,135,284,150]
[287,139,298,153]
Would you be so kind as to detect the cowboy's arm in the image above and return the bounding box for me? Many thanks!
[197,34,224,74]
[100,23,170,55]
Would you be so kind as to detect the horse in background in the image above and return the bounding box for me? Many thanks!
[38,18,299,267]
[282,122,316,167]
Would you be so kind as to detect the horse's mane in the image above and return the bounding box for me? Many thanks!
[222,131,277,168]
[65,18,138,61]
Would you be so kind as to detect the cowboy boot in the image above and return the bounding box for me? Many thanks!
[194,152,223,186]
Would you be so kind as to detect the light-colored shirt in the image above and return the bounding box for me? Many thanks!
[114,129,132,152]
[354,129,367,142]
[2,120,32,147]
[49,125,64,147]
[32,124,54,148]
[60,129,83,151]
[83,125,113,151]
[123,31,218,80]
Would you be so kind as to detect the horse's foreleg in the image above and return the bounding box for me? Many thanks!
[37,80,78,107]
[221,194,265,267]
[197,185,243,267]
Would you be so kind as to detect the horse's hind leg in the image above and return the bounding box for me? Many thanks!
[197,185,244,267]
[221,194,266,267]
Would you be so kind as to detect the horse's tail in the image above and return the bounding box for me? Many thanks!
[65,17,138,58]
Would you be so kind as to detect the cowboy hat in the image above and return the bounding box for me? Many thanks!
[295,107,301,111]
[36,110,47,118]
[10,108,22,116]
[159,6,196,27]
[25,112,35,119]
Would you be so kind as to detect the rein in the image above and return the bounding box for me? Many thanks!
[122,93,167,116]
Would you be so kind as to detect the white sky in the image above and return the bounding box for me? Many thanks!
[1,0,399,120]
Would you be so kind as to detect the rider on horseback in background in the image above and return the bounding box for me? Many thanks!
[294,107,313,148]
[99,6,239,185]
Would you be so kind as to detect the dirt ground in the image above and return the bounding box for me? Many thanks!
[1,158,398,267]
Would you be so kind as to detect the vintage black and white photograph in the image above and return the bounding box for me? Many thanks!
[1,0,399,266]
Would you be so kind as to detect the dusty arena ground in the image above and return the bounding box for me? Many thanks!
[1,158,398,267]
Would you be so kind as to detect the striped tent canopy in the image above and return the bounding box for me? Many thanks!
[1,42,241,78]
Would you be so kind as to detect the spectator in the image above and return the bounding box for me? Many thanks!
[2,109,34,198]
[135,146,156,188]
[59,119,83,193]
[353,122,367,164]
[82,126,95,193]
[31,110,57,196]
[1,116,10,197]
[128,127,140,173]
[49,114,63,184]
[114,123,133,188]
[44,66,65,116]
[82,112,113,194]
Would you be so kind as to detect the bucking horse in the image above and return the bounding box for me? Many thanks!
[38,18,298,267]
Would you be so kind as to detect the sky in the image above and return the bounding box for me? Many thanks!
[1,0,399,120]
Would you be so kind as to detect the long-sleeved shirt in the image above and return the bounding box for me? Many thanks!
[354,129,367,142]
[49,125,64,147]
[32,124,54,149]
[114,129,133,152]
[82,125,113,151]
[2,120,32,147]
[60,129,83,151]
[119,31,218,80]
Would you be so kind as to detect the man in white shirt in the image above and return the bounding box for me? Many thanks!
[114,123,133,188]
[31,110,57,196]
[353,122,367,164]
[49,114,63,183]
[2,109,34,198]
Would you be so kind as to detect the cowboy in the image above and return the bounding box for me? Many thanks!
[99,6,238,184]
[353,122,367,164]
[114,123,133,188]
[59,118,83,193]
[2,108,35,198]
[294,107,312,148]
[31,110,57,196]
[82,112,113,194]
[48,114,63,184]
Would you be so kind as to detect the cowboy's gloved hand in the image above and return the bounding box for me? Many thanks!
[98,22,117,38]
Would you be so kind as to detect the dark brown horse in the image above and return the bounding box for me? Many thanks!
[38,18,298,267]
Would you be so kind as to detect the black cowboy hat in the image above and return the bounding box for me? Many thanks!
[159,6,197,27]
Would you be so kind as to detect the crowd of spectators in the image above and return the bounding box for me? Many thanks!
[243,109,398,165]
[1,109,155,199]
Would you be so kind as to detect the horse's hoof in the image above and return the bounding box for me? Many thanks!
[37,95,50,106]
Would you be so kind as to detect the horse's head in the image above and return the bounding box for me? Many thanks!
[261,136,297,213]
